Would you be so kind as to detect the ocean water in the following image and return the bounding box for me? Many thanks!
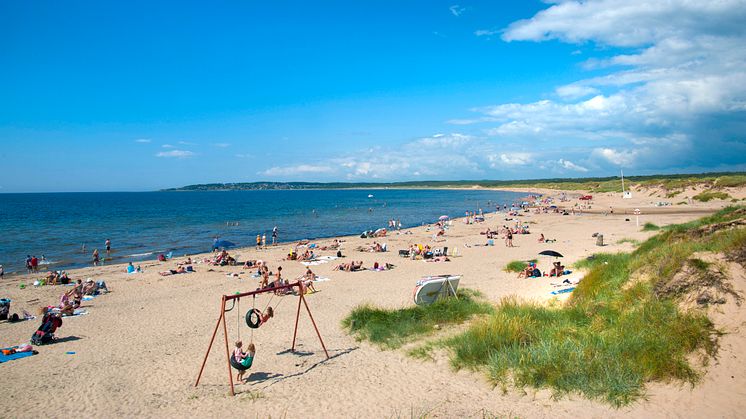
[0,189,525,273]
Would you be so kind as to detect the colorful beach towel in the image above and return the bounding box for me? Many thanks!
[0,348,35,363]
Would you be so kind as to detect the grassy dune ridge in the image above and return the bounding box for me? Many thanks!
[343,206,746,406]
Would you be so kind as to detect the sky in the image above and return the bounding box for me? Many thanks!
[1,0,745,192]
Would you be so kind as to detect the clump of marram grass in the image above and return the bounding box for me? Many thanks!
[341,289,493,349]
[693,191,731,202]
[442,251,717,407]
[642,222,660,231]
[504,259,538,272]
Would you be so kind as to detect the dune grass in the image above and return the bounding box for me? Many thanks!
[345,207,744,407]
[504,259,538,272]
[437,206,745,406]
[642,222,660,231]
[693,191,731,202]
[341,289,494,349]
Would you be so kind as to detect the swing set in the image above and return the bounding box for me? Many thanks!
[194,280,329,396]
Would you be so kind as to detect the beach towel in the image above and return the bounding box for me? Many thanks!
[312,277,331,283]
[0,348,36,363]
[301,260,327,266]
[82,295,95,301]
[551,287,575,295]
[50,308,88,317]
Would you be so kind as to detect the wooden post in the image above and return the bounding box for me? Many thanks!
[194,306,224,387]
[291,288,303,351]
[301,292,330,359]
[220,296,235,396]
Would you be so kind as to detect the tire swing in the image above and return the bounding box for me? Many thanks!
[226,294,253,372]
[245,308,262,329]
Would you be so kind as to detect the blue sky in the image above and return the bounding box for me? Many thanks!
[1,0,745,192]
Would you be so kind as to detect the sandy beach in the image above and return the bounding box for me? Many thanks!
[1,187,744,418]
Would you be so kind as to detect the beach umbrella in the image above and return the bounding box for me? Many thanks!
[439,215,449,220]
[539,250,563,258]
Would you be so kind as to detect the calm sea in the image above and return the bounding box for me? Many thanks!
[0,189,525,273]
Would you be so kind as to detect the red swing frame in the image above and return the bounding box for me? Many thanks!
[194,280,329,396]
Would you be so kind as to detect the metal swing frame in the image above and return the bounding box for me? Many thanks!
[194,281,329,396]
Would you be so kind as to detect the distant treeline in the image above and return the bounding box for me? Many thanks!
[163,171,746,192]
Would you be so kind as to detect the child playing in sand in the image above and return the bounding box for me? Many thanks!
[233,341,255,383]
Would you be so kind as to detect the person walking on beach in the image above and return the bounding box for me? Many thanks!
[92,249,100,266]
[505,229,514,248]
[105,239,111,257]
[272,226,278,246]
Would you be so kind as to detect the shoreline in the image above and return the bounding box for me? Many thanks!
[2,187,729,278]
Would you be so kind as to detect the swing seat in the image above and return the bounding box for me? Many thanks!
[245,308,262,329]
[229,355,252,371]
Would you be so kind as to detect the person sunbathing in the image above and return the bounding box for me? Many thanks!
[46,271,60,285]
[550,262,565,277]
[517,263,535,278]
[82,279,98,295]
[159,266,188,276]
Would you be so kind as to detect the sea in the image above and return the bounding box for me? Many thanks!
[0,189,526,273]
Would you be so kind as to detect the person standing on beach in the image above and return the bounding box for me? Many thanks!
[105,239,111,257]
[0,264,4,279]
[92,249,100,266]
[262,234,267,248]
[26,255,32,273]
[31,256,39,272]
[256,234,261,248]
[272,226,278,246]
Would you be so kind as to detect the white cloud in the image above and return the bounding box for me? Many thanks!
[156,150,195,158]
[178,141,196,146]
[162,144,175,148]
[449,5,466,16]
[213,143,231,148]
[591,148,639,167]
[475,29,499,37]
[493,152,533,166]
[453,0,746,173]
[261,164,334,176]
[558,159,589,172]
[555,84,600,100]
[134,139,151,143]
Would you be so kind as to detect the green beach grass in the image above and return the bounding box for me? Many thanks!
[341,289,494,349]
[344,206,746,407]
[504,259,538,273]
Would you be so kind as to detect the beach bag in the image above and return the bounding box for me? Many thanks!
[336,250,342,258]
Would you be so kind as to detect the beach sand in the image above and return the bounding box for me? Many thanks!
[1,187,744,418]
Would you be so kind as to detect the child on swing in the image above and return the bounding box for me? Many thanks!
[233,341,256,383]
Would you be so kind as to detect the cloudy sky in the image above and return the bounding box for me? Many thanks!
[1,0,745,192]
